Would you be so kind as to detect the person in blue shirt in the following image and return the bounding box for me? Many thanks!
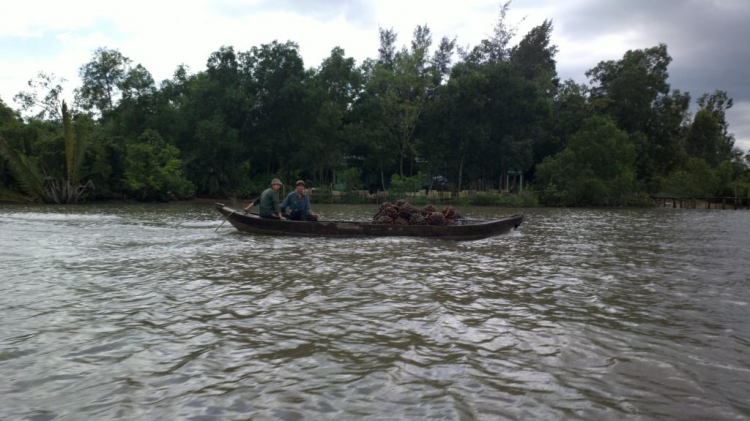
[281,180,320,221]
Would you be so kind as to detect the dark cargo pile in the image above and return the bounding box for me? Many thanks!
[372,200,462,226]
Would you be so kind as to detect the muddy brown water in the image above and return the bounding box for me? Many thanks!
[1,203,748,420]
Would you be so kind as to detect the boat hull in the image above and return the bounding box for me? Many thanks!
[215,204,522,241]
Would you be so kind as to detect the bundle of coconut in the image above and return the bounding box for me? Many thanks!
[372,200,462,226]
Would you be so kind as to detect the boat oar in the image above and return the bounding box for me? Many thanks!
[215,210,236,232]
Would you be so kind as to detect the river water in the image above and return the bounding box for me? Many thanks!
[0,203,748,420]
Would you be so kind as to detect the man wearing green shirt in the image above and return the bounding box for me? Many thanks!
[245,178,284,219]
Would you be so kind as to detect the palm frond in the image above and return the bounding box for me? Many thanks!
[61,101,87,187]
[42,177,95,204]
[0,137,45,201]
[0,184,31,203]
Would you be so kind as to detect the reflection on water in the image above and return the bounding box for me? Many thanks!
[1,203,749,420]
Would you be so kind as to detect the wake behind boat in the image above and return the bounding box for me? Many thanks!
[215,203,523,241]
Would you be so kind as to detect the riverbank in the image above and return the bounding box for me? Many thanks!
[190,189,541,207]
[5,189,748,210]
[652,195,750,210]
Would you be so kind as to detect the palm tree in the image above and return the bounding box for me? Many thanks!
[0,101,93,203]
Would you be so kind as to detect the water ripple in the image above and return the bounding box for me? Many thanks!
[1,203,749,420]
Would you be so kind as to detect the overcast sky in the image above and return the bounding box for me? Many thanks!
[1,0,748,151]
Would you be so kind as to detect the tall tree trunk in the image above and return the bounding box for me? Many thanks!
[409,149,414,177]
[458,155,464,193]
[399,153,404,177]
[381,168,386,192]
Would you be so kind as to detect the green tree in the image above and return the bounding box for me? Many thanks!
[13,72,66,121]
[168,46,255,196]
[510,19,558,85]
[359,29,432,178]
[431,36,457,85]
[122,129,194,201]
[586,44,671,134]
[75,48,133,115]
[4,9,746,206]
[545,79,589,159]
[685,109,722,166]
[536,116,636,206]
[661,158,718,197]
[297,47,362,184]
[482,61,549,186]
[585,44,697,188]
[425,62,489,192]
[647,89,691,176]
[463,1,517,64]
[378,27,398,70]
[0,97,16,124]
[696,90,736,162]
[113,63,158,139]
[389,172,429,197]
[697,90,733,133]
[243,41,307,182]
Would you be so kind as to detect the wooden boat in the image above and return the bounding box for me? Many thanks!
[215,203,523,241]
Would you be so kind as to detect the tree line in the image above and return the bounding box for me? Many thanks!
[1,4,748,205]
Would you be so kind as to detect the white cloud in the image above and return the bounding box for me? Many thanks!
[1,1,380,104]
[0,0,102,37]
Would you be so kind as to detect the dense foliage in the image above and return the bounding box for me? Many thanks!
[1,4,748,205]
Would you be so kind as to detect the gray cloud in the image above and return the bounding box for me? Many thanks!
[557,0,749,98]
[542,0,749,148]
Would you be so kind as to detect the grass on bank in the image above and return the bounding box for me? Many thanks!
[307,189,540,207]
